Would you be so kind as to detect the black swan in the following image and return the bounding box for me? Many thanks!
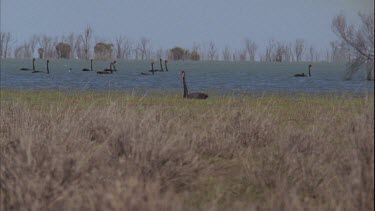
[82,59,93,71]
[294,64,312,77]
[32,60,49,74]
[97,62,113,74]
[149,59,163,72]
[155,58,163,72]
[182,71,208,99]
[164,60,168,72]
[141,62,155,75]
[112,61,117,72]
[20,58,36,71]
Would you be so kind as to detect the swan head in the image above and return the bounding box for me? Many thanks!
[33,58,36,61]
[309,64,312,68]
[113,60,117,64]
[181,71,185,78]
[47,60,50,63]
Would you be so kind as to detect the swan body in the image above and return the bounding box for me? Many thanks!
[141,62,155,75]
[82,59,93,71]
[294,64,312,77]
[32,60,49,74]
[112,61,117,72]
[149,59,163,72]
[294,73,306,77]
[182,71,208,99]
[97,61,113,74]
[20,58,36,71]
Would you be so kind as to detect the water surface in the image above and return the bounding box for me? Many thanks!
[1,59,373,95]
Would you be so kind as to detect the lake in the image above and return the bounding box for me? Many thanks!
[1,59,373,95]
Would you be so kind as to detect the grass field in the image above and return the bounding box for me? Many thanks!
[0,90,374,211]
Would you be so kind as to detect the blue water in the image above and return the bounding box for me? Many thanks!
[0,59,373,95]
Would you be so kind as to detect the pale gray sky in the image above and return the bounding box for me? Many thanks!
[1,0,373,52]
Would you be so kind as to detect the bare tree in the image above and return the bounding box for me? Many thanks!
[265,40,277,62]
[294,39,305,62]
[308,45,314,62]
[207,41,217,61]
[284,42,293,62]
[115,36,125,59]
[39,35,54,59]
[137,37,151,60]
[0,32,15,58]
[75,36,84,59]
[80,25,92,60]
[332,12,374,80]
[29,35,39,58]
[244,38,258,61]
[38,48,44,59]
[222,46,231,61]
[115,36,133,60]
[65,33,77,59]
[14,43,32,59]
[156,48,164,60]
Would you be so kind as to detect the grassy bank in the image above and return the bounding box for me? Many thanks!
[1,90,374,210]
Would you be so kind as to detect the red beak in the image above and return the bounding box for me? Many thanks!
[181,71,185,77]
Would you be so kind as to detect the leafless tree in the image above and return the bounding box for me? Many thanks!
[156,48,164,60]
[14,43,32,59]
[0,32,16,58]
[207,41,217,61]
[80,25,92,60]
[330,41,346,62]
[332,12,374,80]
[75,36,84,59]
[275,42,286,62]
[239,49,247,61]
[308,45,315,62]
[115,36,125,59]
[38,48,44,59]
[114,36,133,60]
[39,35,54,59]
[65,33,77,59]
[244,38,257,61]
[284,42,294,62]
[265,40,277,62]
[222,46,231,61]
[294,39,305,62]
[28,35,39,58]
[137,37,151,60]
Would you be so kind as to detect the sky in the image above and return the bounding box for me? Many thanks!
[1,0,373,53]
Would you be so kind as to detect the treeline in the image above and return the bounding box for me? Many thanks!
[0,27,351,63]
[0,32,351,63]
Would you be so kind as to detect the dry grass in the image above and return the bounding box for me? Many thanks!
[0,90,374,211]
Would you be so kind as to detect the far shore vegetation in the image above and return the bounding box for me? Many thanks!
[1,12,373,80]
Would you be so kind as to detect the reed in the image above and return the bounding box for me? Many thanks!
[1,90,373,211]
